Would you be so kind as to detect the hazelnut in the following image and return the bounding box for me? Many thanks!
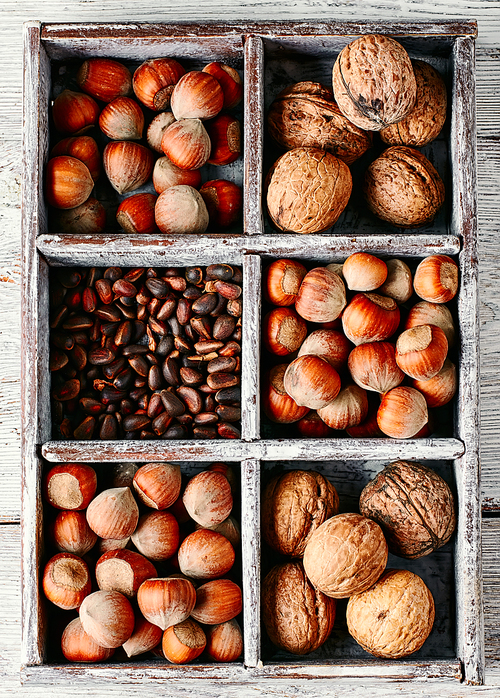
[205,619,243,662]
[79,590,135,648]
[50,509,98,556]
[76,58,132,103]
[45,156,94,210]
[202,62,243,109]
[303,513,388,598]
[295,267,346,323]
[395,324,448,380]
[262,561,336,654]
[86,487,139,540]
[191,579,242,625]
[359,460,456,558]
[155,184,209,235]
[266,147,352,234]
[317,383,369,430]
[61,617,115,663]
[198,515,241,548]
[264,259,308,306]
[161,118,211,171]
[346,569,435,658]
[413,255,459,303]
[170,70,224,121]
[116,192,158,235]
[405,301,456,347]
[177,529,235,580]
[51,135,101,181]
[377,386,428,439]
[152,156,202,194]
[263,307,308,356]
[332,35,417,131]
[131,510,179,561]
[342,293,400,346]
[103,141,154,195]
[43,463,97,510]
[162,619,207,664]
[380,60,447,147]
[42,552,91,610]
[296,411,335,438]
[147,111,176,152]
[364,147,445,228]
[412,358,457,408]
[95,549,157,598]
[283,354,341,410]
[56,197,106,235]
[206,113,241,166]
[342,252,388,291]
[378,258,413,304]
[262,364,310,424]
[137,577,196,630]
[182,470,233,528]
[51,89,100,135]
[132,462,181,510]
[348,341,405,393]
[262,470,339,557]
[99,96,144,140]
[133,58,185,111]
[298,329,351,371]
[199,179,243,231]
[122,612,163,658]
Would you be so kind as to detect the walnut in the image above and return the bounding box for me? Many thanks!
[380,61,447,147]
[267,81,372,164]
[346,569,435,658]
[303,512,388,598]
[363,146,445,227]
[332,34,417,131]
[262,561,336,654]
[359,460,456,559]
[266,147,352,234]
[262,470,339,557]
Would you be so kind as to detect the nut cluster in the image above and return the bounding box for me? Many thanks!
[262,461,453,659]
[262,253,458,439]
[50,264,242,441]
[47,56,243,235]
[42,461,243,664]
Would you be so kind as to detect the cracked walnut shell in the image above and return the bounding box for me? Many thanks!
[262,470,339,557]
[266,147,352,234]
[267,81,372,164]
[359,460,456,559]
[346,569,435,658]
[332,34,417,131]
[262,561,336,655]
[364,146,445,227]
[380,60,447,147]
[303,512,388,599]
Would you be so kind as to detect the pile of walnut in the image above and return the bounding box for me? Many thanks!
[266,34,447,232]
[46,57,243,234]
[262,461,455,658]
[41,461,243,664]
[262,252,458,439]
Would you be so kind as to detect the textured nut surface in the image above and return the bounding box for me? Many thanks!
[364,146,445,227]
[303,512,388,598]
[359,460,456,558]
[268,81,372,164]
[332,34,417,131]
[262,561,336,655]
[346,569,435,658]
[266,147,352,234]
[262,470,339,557]
[380,61,447,147]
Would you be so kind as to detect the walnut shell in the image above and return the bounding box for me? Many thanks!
[359,460,456,559]
[268,81,372,164]
[346,569,435,658]
[266,147,352,234]
[380,61,447,147]
[262,470,339,557]
[332,34,417,131]
[364,146,445,227]
[262,561,336,655]
[303,512,388,599]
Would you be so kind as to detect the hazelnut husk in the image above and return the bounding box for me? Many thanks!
[359,460,456,559]
[266,147,352,234]
[364,146,445,227]
[262,470,339,557]
[380,60,447,147]
[267,81,372,164]
[262,561,336,655]
[346,569,435,658]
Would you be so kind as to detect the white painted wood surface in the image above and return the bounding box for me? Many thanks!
[2,1,500,694]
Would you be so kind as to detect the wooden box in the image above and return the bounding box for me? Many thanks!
[21,20,482,687]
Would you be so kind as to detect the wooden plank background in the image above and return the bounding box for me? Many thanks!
[2,1,500,694]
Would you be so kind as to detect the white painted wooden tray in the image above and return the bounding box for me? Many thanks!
[21,19,482,687]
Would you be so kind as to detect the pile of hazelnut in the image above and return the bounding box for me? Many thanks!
[262,461,456,659]
[262,252,458,439]
[266,34,447,232]
[41,461,243,664]
[46,57,243,234]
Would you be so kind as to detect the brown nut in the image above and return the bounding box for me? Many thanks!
[298,329,351,371]
[95,549,158,598]
[332,34,417,131]
[131,510,180,561]
[364,146,445,228]
[303,513,388,598]
[42,552,91,610]
[182,470,233,528]
[380,60,447,147]
[191,579,242,624]
[86,487,139,540]
[262,364,311,425]
[137,577,196,630]
[317,383,369,430]
[79,590,135,648]
[267,81,372,164]
[266,147,352,234]
[262,470,339,557]
[43,463,97,510]
[377,386,429,439]
[177,528,235,580]
[122,613,163,658]
[262,561,336,654]
[132,462,182,510]
[346,569,435,658]
[284,354,341,410]
[205,619,243,662]
[359,460,456,558]
[61,617,115,663]
[50,510,98,556]
[295,267,347,323]
[162,618,207,664]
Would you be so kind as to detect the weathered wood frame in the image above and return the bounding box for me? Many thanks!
[21,19,482,686]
